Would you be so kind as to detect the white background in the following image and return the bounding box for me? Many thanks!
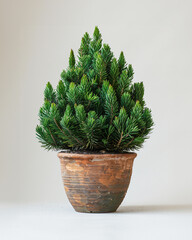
[0,0,192,239]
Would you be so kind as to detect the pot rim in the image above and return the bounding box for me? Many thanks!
[58,151,137,159]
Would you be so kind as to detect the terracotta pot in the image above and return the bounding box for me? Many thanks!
[58,152,137,213]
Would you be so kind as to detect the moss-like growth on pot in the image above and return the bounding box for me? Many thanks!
[36,27,154,152]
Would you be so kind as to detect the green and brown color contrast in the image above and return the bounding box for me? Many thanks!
[58,152,137,213]
[36,27,154,213]
[36,27,154,153]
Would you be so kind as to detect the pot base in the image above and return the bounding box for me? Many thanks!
[75,209,117,213]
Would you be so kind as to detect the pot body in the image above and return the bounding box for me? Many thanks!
[58,152,137,213]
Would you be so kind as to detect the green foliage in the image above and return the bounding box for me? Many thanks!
[36,27,154,152]
[69,49,75,69]
[118,52,126,73]
[110,58,119,87]
[44,82,56,103]
[105,85,118,124]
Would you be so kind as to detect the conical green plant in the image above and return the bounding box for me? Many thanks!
[36,27,154,152]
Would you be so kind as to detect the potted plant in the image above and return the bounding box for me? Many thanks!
[36,27,154,213]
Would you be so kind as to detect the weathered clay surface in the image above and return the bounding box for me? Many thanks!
[58,152,137,213]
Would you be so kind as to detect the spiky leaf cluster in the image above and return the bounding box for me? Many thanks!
[36,27,154,152]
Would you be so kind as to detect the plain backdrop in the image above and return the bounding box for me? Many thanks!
[0,0,192,206]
